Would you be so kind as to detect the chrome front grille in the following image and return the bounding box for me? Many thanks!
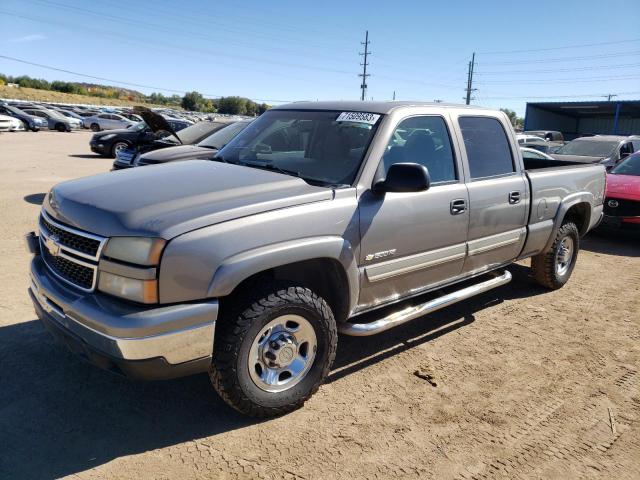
[39,211,107,291]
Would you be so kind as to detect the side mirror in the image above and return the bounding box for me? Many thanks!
[373,163,431,193]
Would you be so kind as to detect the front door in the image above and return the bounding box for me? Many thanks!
[357,114,469,310]
[456,116,528,274]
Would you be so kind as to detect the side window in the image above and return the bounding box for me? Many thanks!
[459,116,515,179]
[382,116,457,184]
[620,142,633,156]
[521,149,544,160]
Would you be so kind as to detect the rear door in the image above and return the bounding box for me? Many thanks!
[455,115,528,274]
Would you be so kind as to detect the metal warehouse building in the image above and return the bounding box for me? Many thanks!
[524,100,640,140]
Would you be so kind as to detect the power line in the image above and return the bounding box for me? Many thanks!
[475,62,640,75]
[478,37,640,55]
[0,54,294,103]
[478,50,640,66]
[359,30,371,101]
[481,91,640,100]
[477,73,640,85]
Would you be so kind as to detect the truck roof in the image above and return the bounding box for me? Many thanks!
[272,100,493,115]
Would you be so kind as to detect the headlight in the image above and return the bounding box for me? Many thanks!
[98,271,158,304]
[102,237,165,266]
[98,237,166,303]
[100,133,116,141]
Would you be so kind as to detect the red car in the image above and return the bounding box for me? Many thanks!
[602,152,640,229]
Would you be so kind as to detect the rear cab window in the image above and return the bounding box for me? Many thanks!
[458,116,516,179]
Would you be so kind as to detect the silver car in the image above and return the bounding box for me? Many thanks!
[84,113,135,132]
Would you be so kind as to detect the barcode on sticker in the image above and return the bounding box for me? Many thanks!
[336,112,380,124]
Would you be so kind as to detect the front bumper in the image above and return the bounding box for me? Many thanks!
[90,141,109,155]
[600,214,640,230]
[28,252,218,380]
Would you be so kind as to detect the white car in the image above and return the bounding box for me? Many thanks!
[516,134,546,145]
[83,113,135,132]
[0,114,25,132]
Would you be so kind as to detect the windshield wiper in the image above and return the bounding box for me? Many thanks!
[239,161,301,179]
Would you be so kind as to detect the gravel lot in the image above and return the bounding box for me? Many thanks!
[1,131,638,480]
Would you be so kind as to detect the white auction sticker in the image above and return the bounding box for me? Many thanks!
[336,112,380,125]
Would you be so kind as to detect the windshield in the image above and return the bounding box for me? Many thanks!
[199,121,251,149]
[556,139,618,157]
[161,121,227,144]
[216,109,381,186]
[131,121,147,131]
[611,153,640,176]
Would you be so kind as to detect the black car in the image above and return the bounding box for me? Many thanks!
[90,118,191,158]
[112,110,236,169]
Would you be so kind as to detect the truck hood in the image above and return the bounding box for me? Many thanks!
[138,145,215,164]
[551,154,607,164]
[44,161,332,239]
[606,174,640,201]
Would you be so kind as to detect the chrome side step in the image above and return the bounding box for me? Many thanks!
[339,270,512,336]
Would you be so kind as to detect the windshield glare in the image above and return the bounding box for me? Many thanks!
[556,139,618,157]
[216,110,380,186]
[611,153,640,176]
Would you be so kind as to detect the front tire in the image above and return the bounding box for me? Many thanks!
[55,123,67,132]
[111,141,129,158]
[532,222,580,290]
[90,123,101,132]
[210,283,337,417]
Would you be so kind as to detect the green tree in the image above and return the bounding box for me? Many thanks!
[500,108,524,129]
[182,91,205,111]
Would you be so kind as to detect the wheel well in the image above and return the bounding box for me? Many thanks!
[222,258,351,323]
[562,202,590,236]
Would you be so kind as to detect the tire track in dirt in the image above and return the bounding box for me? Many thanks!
[454,359,640,480]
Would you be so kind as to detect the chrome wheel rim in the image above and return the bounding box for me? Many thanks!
[248,314,317,393]
[114,142,127,154]
[555,236,574,276]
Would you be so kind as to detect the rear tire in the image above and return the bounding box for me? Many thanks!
[90,123,100,132]
[532,222,580,290]
[210,282,337,417]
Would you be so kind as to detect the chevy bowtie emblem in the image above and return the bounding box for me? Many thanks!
[44,234,61,257]
[608,199,619,208]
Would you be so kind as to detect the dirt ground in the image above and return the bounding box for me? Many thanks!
[0,131,638,480]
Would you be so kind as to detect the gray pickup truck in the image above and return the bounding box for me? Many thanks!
[26,101,605,416]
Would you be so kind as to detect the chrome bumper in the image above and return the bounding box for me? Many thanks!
[29,255,217,369]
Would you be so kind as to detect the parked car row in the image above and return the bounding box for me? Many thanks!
[111,109,251,168]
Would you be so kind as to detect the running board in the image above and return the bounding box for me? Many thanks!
[339,270,512,336]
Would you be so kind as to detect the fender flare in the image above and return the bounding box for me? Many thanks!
[207,236,360,314]
[543,192,593,251]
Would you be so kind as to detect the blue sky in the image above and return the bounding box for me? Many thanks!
[1,0,639,115]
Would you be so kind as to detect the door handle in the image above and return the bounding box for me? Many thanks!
[508,191,521,204]
[450,199,467,215]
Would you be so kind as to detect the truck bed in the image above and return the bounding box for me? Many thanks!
[522,157,590,170]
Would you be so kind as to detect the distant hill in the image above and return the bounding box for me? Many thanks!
[0,85,168,108]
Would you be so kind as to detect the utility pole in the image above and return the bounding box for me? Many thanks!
[359,30,371,101]
[392,90,396,101]
[465,52,476,105]
[603,93,617,101]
